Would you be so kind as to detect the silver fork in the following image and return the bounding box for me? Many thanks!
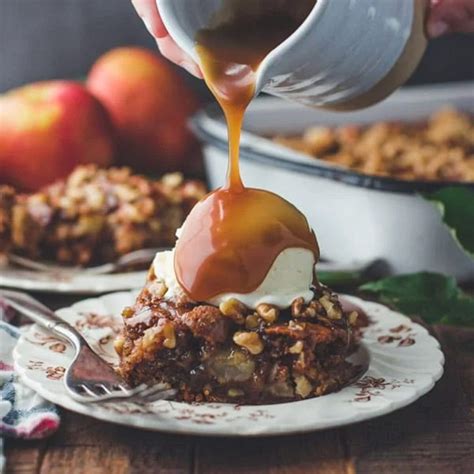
[0,289,176,404]
[8,247,171,276]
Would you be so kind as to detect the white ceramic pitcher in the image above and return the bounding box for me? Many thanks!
[157,0,428,110]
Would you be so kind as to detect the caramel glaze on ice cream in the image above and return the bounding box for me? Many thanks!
[175,0,319,302]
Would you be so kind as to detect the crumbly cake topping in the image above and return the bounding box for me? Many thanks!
[0,165,206,265]
[274,108,474,182]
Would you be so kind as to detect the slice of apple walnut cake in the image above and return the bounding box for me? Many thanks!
[116,266,363,405]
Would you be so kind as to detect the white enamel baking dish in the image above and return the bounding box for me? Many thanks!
[191,82,474,281]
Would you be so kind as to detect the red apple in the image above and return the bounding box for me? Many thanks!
[87,47,200,174]
[0,81,115,192]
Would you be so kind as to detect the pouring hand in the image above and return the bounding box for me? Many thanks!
[131,0,202,78]
[428,0,474,37]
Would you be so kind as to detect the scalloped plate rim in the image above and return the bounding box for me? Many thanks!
[0,264,147,294]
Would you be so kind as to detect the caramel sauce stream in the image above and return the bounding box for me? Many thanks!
[175,1,319,302]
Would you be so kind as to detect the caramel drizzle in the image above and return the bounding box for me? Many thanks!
[175,1,318,301]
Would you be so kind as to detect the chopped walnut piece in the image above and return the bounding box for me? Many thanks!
[122,307,135,319]
[142,322,176,350]
[147,280,168,299]
[142,326,161,350]
[233,331,264,355]
[245,313,260,329]
[162,323,176,349]
[348,311,359,325]
[114,336,125,355]
[289,341,304,354]
[319,295,342,320]
[294,375,313,398]
[291,297,319,319]
[291,297,305,318]
[256,304,279,324]
[219,298,247,324]
[296,352,307,369]
[227,388,245,398]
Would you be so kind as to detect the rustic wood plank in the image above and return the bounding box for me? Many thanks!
[40,446,131,474]
[38,437,193,474]
[435,326,474,408]
[5,410,194,474]
[194,430,348,474]
[5,441,45,474]
[343,325,474,474]
[39,444,193,474]
[41,411,193,474]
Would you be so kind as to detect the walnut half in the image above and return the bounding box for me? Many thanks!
[219,298,247,324]
[256,304,279,324]
[233,331,264,355]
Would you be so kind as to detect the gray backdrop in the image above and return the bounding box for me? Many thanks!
[0,0,208,97]
[1,0,473,98]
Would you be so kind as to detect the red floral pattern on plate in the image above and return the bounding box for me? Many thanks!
[353,376,415,403]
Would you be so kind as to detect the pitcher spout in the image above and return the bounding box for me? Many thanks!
[158,0,428,110]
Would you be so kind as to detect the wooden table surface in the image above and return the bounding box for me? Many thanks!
[5,293,474,474]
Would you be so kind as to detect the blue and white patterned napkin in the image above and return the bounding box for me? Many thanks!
[0,300,60,473]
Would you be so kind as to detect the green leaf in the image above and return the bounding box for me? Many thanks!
[360,272,474,327]
[425,187,474,258]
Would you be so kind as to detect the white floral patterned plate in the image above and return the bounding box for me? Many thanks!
[0,263,147,294]
[13,292,444,436]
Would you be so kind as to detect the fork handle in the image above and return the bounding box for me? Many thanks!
[0,289,83,347]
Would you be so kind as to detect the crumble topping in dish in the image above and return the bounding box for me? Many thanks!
[116,265,362,404]
[274,108,474,182]
[0,165,206,266]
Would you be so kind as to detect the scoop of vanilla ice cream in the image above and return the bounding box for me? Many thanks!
[208,248,315,308]
[152,250,186,299]
[152,246,315,310]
